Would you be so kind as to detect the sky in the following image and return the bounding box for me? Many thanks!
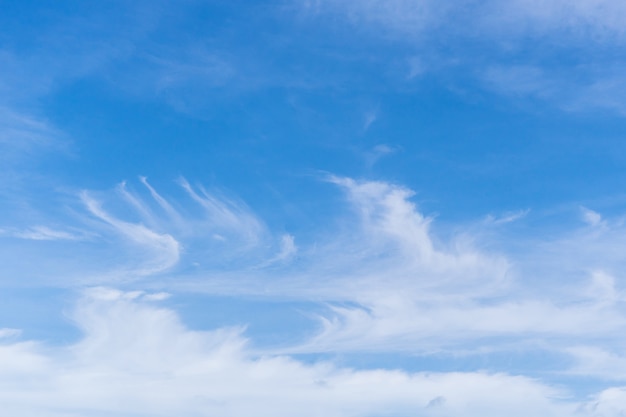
[3,0,626,415]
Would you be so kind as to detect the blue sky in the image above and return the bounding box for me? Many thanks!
[3,0,626,415]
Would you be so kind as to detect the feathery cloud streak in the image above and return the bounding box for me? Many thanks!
[4,176,626,414]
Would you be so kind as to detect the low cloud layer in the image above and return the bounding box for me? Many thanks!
[0,288,591,417]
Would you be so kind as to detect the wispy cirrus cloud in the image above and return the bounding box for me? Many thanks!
[0,176,283,285]
[309,0,626,42]
[303,0,626,116]
[72,176,278,279]
[0,108,69,181]
[7,175,626,391]
[307,176,510,299]
[491,0,626,40]
[29,176,624,358]
[177,177,265,246]
[81,192,181,276]
[303,0,455,37]
[7,226,87,241]
[481,64,626,115]
[5,2,626,414]
[0,108,61,149]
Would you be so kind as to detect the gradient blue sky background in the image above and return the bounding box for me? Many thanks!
[3,1,626,415]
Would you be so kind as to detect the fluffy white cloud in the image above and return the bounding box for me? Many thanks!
[0,289,582,417]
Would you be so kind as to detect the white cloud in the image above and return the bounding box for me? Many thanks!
[118,177,621,360]
[66,177,272,279]
[0,341,49,376]
[149,50,236,93]
[312,0,626,42]
[581,387,626,417]
[0,108,67,171]
[495,0,626,40]
[362,109,378,131]
[481,64,626,115]
[210,178,626,361]
[8,176,626,390]
[11,226,85,241]
[294,296,626,354]
[82,191,181,276]
[256,234,298,268]
[0,177,283,286]
[583,207,605,227]
[588,270,618,303]
[321,177,510,297]
[306,0,455,37]
[482,66,555,98]
[364,144,398,167]
[0,108,59,148]
[484,209,530,226]
[567,346,626,381]
[139,176,182,223]
[306,1,626,115]
[0,328,21,338]
[0,289,582,417]
[278,233,298,260]
[407,56,426,79]
[565,71,626,115]
[178,177,265,246]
